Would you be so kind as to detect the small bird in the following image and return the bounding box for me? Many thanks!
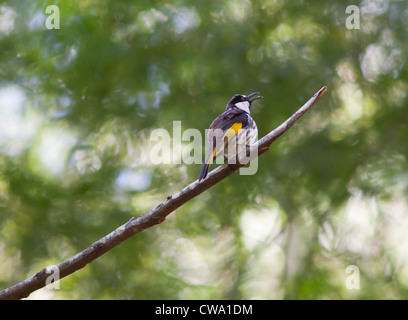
[198,92,262,181]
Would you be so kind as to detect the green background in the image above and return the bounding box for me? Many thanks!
[1,0,408,299]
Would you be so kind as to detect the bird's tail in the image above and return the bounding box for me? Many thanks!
[198,162,210,181]
[198,148,216,181]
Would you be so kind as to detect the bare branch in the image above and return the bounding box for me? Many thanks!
[0,86,327,300]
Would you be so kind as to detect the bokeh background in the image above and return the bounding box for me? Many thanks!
[1,0,408,299]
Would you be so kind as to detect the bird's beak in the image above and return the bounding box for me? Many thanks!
[248,92,263,102]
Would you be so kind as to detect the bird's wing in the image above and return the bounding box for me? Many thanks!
[205,109,249,163]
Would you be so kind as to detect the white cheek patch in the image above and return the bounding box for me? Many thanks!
[235,101,250,113]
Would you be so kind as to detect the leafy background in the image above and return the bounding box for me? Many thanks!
[1,0,408,299]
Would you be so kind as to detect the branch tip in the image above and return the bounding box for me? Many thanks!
[317,86,327,98]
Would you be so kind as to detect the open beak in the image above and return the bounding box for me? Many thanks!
[247,92,263,102]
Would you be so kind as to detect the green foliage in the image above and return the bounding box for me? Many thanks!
[0,0,408,299]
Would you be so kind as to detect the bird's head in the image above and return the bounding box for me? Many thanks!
[226,92,263,113]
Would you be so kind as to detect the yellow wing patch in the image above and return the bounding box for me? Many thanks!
[224,122,242,139]
[211,147,216,159]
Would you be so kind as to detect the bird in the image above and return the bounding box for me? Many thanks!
[198,92,262,181]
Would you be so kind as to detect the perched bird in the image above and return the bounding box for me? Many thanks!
[198,92,262,181]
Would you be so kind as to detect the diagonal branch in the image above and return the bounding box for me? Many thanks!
[0,86,327,300]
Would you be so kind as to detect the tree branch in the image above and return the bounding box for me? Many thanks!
[0,86,327,300]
